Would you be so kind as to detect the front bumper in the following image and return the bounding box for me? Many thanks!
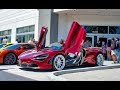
[17,59,52,70]
[17,60,39,69]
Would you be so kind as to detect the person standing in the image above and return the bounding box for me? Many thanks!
[111,50,117,64]
[2,36,8,44]
[111,38,116,50]
[1,37,3,43]
[111,44,120,64]
[82,39,92,48]
[28,37,34,44]
[14,39,18,44]
[101,41,107,59]
[95,40,101,47]
[116,38,120,49]
[106,39,112,60]
[111,38,120,63]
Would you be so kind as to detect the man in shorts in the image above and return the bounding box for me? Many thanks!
[111,44,120,64]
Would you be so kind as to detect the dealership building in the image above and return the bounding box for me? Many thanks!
[0,9,120,46]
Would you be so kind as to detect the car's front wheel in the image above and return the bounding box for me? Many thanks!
[3,53,17,65]
[52,54,65,71]
[96,53,104,66]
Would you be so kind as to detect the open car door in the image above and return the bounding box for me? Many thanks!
[64,21,86,56]
[36,26,48,51]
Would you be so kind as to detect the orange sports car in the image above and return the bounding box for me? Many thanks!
[0,43,36,65]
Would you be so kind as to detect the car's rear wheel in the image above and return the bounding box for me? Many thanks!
[3,53,17,65]
[52,54,65,71]
[96,53,104,66]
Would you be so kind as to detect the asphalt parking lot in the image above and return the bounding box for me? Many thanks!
[48,61,120,81]
[59,67,120,81]
[0,61,119,81]
[0,65,51,81]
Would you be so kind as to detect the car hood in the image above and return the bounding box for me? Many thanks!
[63,21,86,56]
[18,48,53,59]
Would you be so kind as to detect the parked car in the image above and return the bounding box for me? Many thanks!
[0,43,36,65]
[0,43,13,49]
[18,21,104,71]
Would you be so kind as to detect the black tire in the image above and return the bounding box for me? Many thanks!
[3,53,17,65]
[52,54,65,71]
[96,53,104,66]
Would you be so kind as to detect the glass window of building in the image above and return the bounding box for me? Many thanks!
[16,25,35,43]
[0,32,2,36]
[83,26,93,33]
[17,34,34,43]
[83,26,108,34]
[7,37,11,43]
[109,26,120,34]
[29,25,35,32]
[23,26,29,33]
[98,26,108,34]
[17,28,24,34]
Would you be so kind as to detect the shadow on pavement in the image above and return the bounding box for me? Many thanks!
[64,64,97,70]
[19,68,53,72]
[0,69,8,71]
[19,64,98,72]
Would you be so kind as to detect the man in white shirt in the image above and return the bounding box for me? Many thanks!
[28,37,34,44]
[14,39,18,44]
[2,36,8,44]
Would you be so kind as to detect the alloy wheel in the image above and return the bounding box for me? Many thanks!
[4,53,17,65]
[53,55,65,71]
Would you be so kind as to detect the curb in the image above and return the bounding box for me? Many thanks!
[47,73,67,81]
[48,64,120,81]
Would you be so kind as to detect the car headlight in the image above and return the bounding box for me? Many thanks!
[33,54,48,61]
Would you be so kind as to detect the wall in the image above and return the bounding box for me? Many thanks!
[38,9,52,46]
[50,12,58,44]
[0,9,39,43]
[38,9,58,46]
[58,14,120,41]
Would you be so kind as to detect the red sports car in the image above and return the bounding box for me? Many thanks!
[0,43,36,65]
[18,21,104,71]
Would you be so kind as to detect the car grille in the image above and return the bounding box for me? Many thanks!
[20,63,38,68]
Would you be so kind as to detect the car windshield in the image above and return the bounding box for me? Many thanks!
[4,44,20,50]
[47,42,63,50]
[0,44,5,48]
